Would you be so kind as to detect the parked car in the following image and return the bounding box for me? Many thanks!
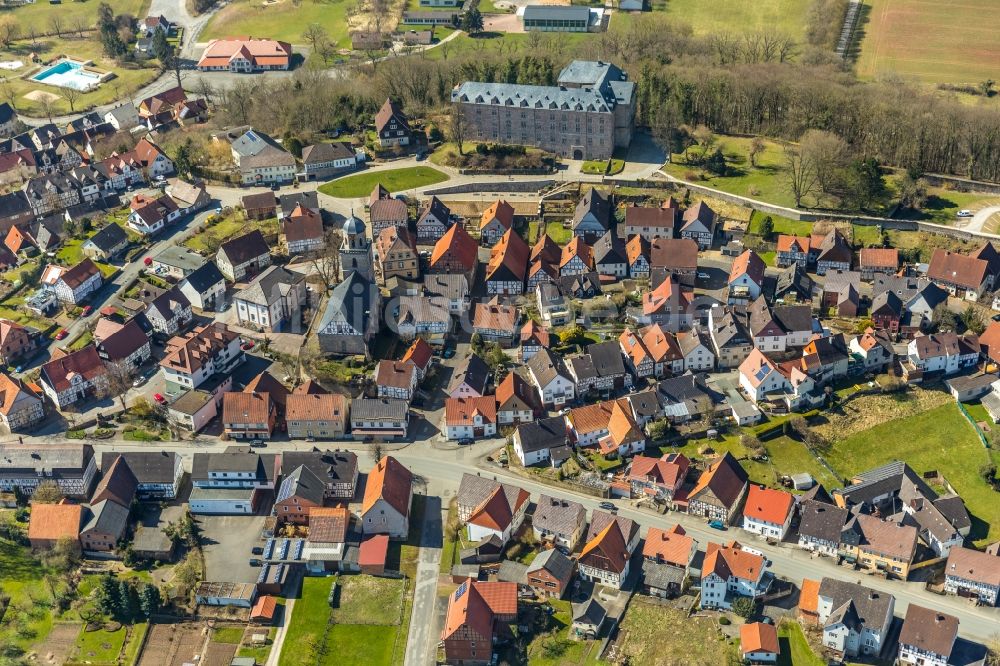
[55,329,68,340]
[598,501,616,511]
[153,393,166,404]
[442,346,455,359]
[708,520,727,530]
[697,272,711,280]
[251,546,264,555]
[81,305,93,316]
[249,558,262,567]
[241,340,255,351]
[132,376,146,388]
[957,209,974,218]
[458,437,474,446]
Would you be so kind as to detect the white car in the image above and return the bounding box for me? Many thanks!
[957,209,974,218]
[697,272,711,279]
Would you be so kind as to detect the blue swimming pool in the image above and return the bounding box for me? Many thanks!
[31,60,103,91]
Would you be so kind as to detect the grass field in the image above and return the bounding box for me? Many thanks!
[661,0,809,37]
[212,626,245,644]
[325,624,396,666]
[776,621,824,666]
[318,167,449,198]
[279,577,334,666]
[611,599,736,665]
[184,212,279,254]
[200,0,356,48]
[823,401,1000,544]
[855,0,1000,85]
[72,624,128,664]
[331,575,404,625]
[0,533,60,653]
[0,0,148,31]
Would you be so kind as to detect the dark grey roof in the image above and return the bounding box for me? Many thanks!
[934,495,972,533]
[568,354,597,381]
[527,548,574,582]
[871,289,903,316]
[448,353,490,395]
[101,451,176,485]
[276,464,326,506]
[235,265,304,307]
[801,483,833,504]
[279,191,319,214]
[302,142,353,165]
[533,494,586,538]
[818,578,894,629]
[594,230,626,266]
[0,444,94,478]
[798,499,849,543]
[523,4,590,21]
[574,189,611,229]
[710,306,751,348]
[86,223,127,253]
[350,397,407,421]
[191,452,275,484]
[280,449,358,487]
[628,389,661,420]
[585,341,625,377]
[874,275,948,310]
[83,499,130,538]
[0,102,15,124]
[772,304,813,333]
[422,273,467,300]
[834,461,938,507]
[418,196,450,225]
[454,80,614,115]
[559,272,602,297]
[516,416,567,455]
[219,230,270,266]
[774,263,814,300]
[147,286,191,321]
[527,347,571,387]
[496,560,528,585]
[572,598,607,626]
[642,559,685,590]
[655,374,712,414]
[182,261,226,293]
[319,271,377,337]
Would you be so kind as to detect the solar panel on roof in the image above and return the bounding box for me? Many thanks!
[293,540,304,560]
[279,539,290,559]
[257,565,268,584]
[263,538,274,559]
[456,581,469,599]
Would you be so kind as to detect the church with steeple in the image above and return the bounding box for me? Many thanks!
[339,210,373,282]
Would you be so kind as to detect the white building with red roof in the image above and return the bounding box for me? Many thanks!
[197,37,292,72]
[444,395,497,441]
[741,484,795,540]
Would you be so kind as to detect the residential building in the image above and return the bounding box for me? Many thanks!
[452,60,635,160]
[28,502,82,551]
[282,205,325,255]
[242,192,277,220]
[741,485,794,540]
[274,464,326,525]
[594,230,628,278]
[797,499,849,557]
[422,273,469,315]
[512,415,567,467]
[0,373,44,432]
[279,449,357,499]
[642,276,693,332]
[197,38,292,71]
[623,203,676,241]
[428,223,478,287]
[40,346,109,409]
[463,479,529,544]
[128,193,180,235]
[641,524,695,598]
[416,196,451,243]
[82,223,128,261]
[0,444,96,499]
[651,235,700,286]
[532,495,587,551]
[151,245,206,278]
[740,623,780,664]
[525,549,574,599]
[700,540,769,610]
[841,512,918,579]
[350,397,408,440]
[216,229,272,282]
[679,201,715,249]
[49,258,102,305]
[178,262,226,312]
[472,297,519,346]
[858,247,899,280]
[927,246,995,300]
[578,511,639,589]
[375,360,419,402]
[626,234,650,279]
[222,391,276,441]
[849,328,895,372]
[168,180,211,215]
[686,452,748,524]
[485,229,528,295]
[317,271,380,357]
[441,580,518,666]
[812,229,852,275]
[519,320,550,362]
[526,348,576,407]
[677,329,715,371]
[374,98,412,149]
[376,226,420,283]
[495,372,540,426]
[572,189,612,241]
[479,199,515,246]
[394,295,451,344]
[447,353,490,399]
[160,323,242,391]
[100,451,182,500]
[898,605,958,666]
[361,456,413,538]
[229,129,296,185]
[597,398,646,458]
[870,290,903,336]
[728,250,766,305]
[0,320,38,367]
[145,286,192,337]
[369,184,408,236]
[811,578,894,659]
[907,332,980,376]
[234,266,306,333]
[776,234,810,268]
[94,318,151,369]
[536,283,570,326]
[301,141,357,179]
[628,453,688,502]
[285,394,349,440]
[944,546,1000,605]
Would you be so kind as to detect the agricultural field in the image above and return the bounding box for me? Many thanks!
[854,0,1000,85]
[200,0,367,49]
[318,166,449,198]
[822,401,1000,545]
[0,0,149,31]
[659,0,808,38]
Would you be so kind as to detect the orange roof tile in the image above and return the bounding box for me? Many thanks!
[642,524,694,567]
[743,485,794,525]
[859,247,899,269]
[639,323,683,363]
[579,521,629,575]
[799,578,820,614]
[445,395,497,427]
[703,540,764,581]
[568,400,615,436]
[776,235,810,254]
[430,224,478,272]
[251,595,277,621]
[401,338,433,372]
[480,199,515,230]
[362,456,413,517]
[28,502,82,542]
[560,237,593,270]
[740,622,779,655]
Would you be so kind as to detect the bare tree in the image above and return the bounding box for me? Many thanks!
[105,359,138,413]
[449,103,466,156]
[302,23,329,53]
[0,80,16,112]
[71,15,89,38]
[48,14,63,37]
[0,16,19,48]
[62,86,81,113]
[195,77,216,107]
[784,143,819,208]
[372,441,384,464]
[800,129,849,199]
[26,23,38,47]
[32,480,64,504]
[310,228,341,291]
[748,137,765,167]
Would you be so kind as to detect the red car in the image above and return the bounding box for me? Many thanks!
[55,329,68,340]
[241,340,255,351]
[153,393,166,404]
[81,305,93,316]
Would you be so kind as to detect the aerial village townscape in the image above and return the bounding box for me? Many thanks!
[1,0,1000,665]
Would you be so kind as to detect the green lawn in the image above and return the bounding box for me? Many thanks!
[279,577,334,666]
[526,599,601,665]
[776,621,824,666]
[325,624,396,666]
[666,433,775,489]
[824,402,1000,544]
[201,0,355,48]
[896,188,999,225]
[748,210,814,237]
[439,499,461,574]
[661,0,808,37]
[56,238,86,266]
[545,220,573,244]
[184,213,279,254]
[318,167,449,199]
[0,536,60,652]
[765,435,843,490]
[610,599,735,664]
[238,627,276,662]
[331,575,404,625]
[213,625,245,644]
[0,0,148,29]
[72,624,128,664]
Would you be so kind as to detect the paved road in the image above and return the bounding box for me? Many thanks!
[403,490,444,666]
[965,205,1000,234]
[78,436,1000,650]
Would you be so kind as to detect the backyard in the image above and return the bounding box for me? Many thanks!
[776,620,824,666]
[822,401,1000,544]
[184,211,279,254]
[317,166,449,199]
[608,599,737,665]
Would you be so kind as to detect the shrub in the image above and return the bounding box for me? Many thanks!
[718,616,731,625]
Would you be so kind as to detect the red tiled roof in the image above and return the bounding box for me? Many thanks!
[445,395,497,426]
[480,199,515,231]
[743,484,794,525]
[776,235,810,254]
[222,391,272,425]
[799,578,820,614]
[703,540,764,581]
[41,345,107,392]
[928,249,989,290]
[560,237,593,270]
[359,534,389,566]
[401,338,433,372]
[740,622,779,655]
[579,520,629,575]
[520,320,549,347]
[28,502,82,542]
[859,247,899,269]
[729,249,765,286]
[430,224,478,272]
[642,524,694,567]
[362,456,412,517]
[250,595,277,621]
[629,454,689,490]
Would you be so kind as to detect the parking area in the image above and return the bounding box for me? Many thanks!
[197,503,271,584]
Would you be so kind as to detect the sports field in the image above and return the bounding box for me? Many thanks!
[662,0,809,38]
[855,0,1000,84]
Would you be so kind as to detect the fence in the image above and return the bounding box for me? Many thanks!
[957,401,990,449]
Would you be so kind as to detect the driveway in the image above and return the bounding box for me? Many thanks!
[964,205,1000,234]
[403,493,444,666]
[197,508,271,584]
